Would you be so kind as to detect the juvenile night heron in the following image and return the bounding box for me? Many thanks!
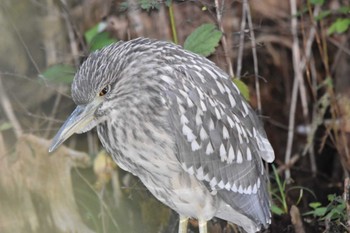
[49,38,275,233]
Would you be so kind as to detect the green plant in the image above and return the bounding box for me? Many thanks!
[38,22,117,84]
[119,0,171,12]
[0,122,12,132]
[84,22,117,51]
[270,165,289,215]
[309,0,350,35]
[183,23,222,57]
[304,194,346,222]
[270,165,312,216]
[39,64,75,84]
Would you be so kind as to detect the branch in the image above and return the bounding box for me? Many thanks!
[285,73,299,181]
[215,0,234,77]
[244,0,261,113]
[236,0,247,79]
[0,75,23,138]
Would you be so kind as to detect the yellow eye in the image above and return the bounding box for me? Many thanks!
[99,85,110,97]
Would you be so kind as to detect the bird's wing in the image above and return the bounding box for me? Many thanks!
[165,62,274,226]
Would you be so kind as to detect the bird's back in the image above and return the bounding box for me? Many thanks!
[147,39,274,230]
[92,38,275,232]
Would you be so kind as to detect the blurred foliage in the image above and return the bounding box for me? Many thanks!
[310,0,325,4]
[39,22,117,85]
[270,165,312,216]
[0,122,12,132]
[93,150,117,191]
[328,18,350,35]
[271,165,289,216]
[233,79,250,101]
[84,23,117,51]
[310,0,350,35]
[303,78,332,155]
[119,0,172,11]
[40,64,75,84]
[139,0,161,11]
[304,194,347,231]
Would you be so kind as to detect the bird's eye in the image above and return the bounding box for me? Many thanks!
[99,85,110,97]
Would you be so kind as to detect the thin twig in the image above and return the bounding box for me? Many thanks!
[73,167,121,231]
[42,0,64,139]
[309,56,318,176]
[328,37,350,57]
[277,154,300,174]
[300,5,321,71]
[215,0,234,77]
[290,0,308,121]
[344,177,350,231]
[0,132,6,158]
[236,0,247,79]
[44,0,81,138]
[168,0,178,44]
[299,5,320,176]
[60,0,80,67]
[285,0,308,181]
[285,72,299,181]
[0,75,23,138]
[44,86,65,138]
[244,0,261,113]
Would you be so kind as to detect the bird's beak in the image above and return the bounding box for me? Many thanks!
[49,101,100,153]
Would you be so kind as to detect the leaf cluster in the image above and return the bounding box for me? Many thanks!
[310,0,350,35]
[304,194,346,223]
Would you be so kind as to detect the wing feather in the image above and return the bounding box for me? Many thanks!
[165,63,274,226]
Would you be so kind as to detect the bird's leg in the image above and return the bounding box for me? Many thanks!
[198,219,208,233]
[178,216,189,233]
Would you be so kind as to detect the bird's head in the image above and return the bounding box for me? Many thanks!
[49,38,167,152]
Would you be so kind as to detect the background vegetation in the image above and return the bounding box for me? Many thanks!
[0,0,350,232]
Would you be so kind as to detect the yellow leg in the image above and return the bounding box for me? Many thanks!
[198,219,207,233]
[178,216,189,233]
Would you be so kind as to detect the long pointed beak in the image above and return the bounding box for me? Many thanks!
[49,101,99,152]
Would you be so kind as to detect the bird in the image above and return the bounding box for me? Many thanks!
[49,37,275,233]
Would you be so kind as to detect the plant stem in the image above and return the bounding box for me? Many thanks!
[273,165,288,213]
[168,1,178,44]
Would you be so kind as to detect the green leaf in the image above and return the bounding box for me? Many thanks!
[84,24,99,45]
[139,0,160,11]
[314,10,331,21]
[0,122,12,132]
[40,64,75,84]
[271,204,285,215]
[119,2,129,11]
[165,0,172,7]
[310,0,325,5]
[313,207,328,217]
[328,18,350,35]
[338,6,350,14]
[294,7,308,17]
[327,194,336,202]
[89,31,117,51]
[84,23,116,51]
[184,23,222,57]
[233,79,250,101]
[309,202,322,209]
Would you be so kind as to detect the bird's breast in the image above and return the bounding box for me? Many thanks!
[97,119,218,220]
[97,118,178,177]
